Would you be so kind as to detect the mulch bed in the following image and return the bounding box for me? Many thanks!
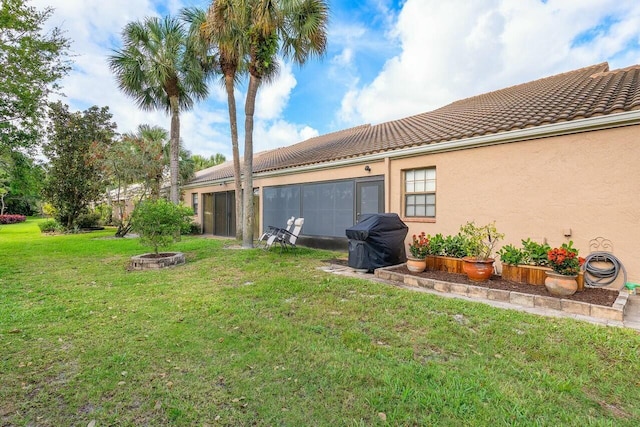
[325,259,619,307]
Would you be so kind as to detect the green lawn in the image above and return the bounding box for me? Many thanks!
[1,219,639,426]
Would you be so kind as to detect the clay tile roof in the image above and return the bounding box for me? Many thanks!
[188,62,640,185]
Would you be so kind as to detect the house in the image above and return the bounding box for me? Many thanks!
[183,62,640,283]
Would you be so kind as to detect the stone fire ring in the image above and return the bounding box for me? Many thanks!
[129,252,186,270]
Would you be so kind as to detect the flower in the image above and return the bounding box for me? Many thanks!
[408,232,430,258]
[547,241,584,275]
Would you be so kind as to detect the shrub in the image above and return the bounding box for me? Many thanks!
[0,214,27,224]
[38,219,62,233]
[130,199,193,255]
[182,221,201,235]
[94,203,113,225]
[42,202,57,217]
[459,221,504,260]
[521,238,551,266]
[426,233,445,256]
[498,244,526,265]
[497,238,551,266]
[441,234,468,258]
[76,212,101,228]
[418,233,467,258]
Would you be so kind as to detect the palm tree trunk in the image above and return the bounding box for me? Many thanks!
[169,97,180,204]
[225,73,243,241]
[242,74,261,248]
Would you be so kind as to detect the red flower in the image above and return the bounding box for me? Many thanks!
[547,241,581,275]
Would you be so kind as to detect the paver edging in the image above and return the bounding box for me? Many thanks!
[374,264,627,322]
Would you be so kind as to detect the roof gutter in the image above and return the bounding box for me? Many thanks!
[184,109,640,187]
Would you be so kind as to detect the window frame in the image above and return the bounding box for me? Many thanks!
[191,193,199,217]
[402,166,436,221]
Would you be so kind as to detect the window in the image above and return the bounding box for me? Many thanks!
[302,181,354,237]
[263,186,301,233]
[263,179,356,237]
[192,193,198,216]
[404,167,436,218]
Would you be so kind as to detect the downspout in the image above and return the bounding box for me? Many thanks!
[384,156,391,213]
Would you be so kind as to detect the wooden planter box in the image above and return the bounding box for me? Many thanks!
[501,263,584,291]
[426,255,465,274]
[501,263,550,286]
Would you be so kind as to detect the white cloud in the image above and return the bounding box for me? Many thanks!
[340,0,640,126]
[30,1,237,159]
[253,120,319,153]
[255,61,297,121]
[31,1,321,159]
[27,0,640,160]
[246,61,323,152]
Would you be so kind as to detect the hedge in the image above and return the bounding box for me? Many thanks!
[0,214,27,224]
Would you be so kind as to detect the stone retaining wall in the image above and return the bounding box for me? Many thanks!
[129,252,186,270]
[375,264,628,322]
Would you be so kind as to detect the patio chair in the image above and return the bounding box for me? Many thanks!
[265,218,304,251]
[259,216,294,247]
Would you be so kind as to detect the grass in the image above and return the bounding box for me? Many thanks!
[1,218,639,426]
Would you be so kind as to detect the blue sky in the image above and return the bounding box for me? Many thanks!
[34,0,640,160]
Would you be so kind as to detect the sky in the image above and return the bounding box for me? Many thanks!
[32,0,640,160]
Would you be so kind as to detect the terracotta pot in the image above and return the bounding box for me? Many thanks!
[544,271,578,297]
[406,256,427,273]
[462,257,495,282]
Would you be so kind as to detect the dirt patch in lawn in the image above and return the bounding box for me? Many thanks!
[325,259,619,307]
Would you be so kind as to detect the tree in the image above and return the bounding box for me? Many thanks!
[192,3,246,240]
[101,124,196,237]
[191,153,226,171]
[100,126,164,236]
[42,102,116,229]
[0,0,70,152]
[162,139,196,193]
[130,198,193,255]
[109,15,210,205]
[0,163,8,216]
[0,150,44,216]
[127,125,169,199]
[240,0,329,247]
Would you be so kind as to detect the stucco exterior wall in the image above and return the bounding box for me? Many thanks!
[185,160,386,231]
[392,125,640,284]
[185,125,639,284]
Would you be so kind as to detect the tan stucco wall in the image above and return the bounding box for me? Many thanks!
[185,160,386,231]
[185,125,639,284]
[392,125,640,285]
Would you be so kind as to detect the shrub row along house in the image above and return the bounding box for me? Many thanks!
[183,62,640,284]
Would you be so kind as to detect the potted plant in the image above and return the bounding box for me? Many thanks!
[521,238,551,267]
[499,239,552,286]
[423,233,466,273]
[459,221,504,281]
[442,233,467,259]
[406,232,429,272]
[498,244,527,266]
[544,241,585,296]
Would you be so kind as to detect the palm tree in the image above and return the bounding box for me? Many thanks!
[109,15,210,204]
[191,153,227,171]
[187,3,246,240]
[240,0,329,247]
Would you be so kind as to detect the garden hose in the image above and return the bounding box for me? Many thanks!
[582,252,627,289]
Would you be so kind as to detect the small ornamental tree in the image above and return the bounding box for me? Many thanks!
[130,198,193,255]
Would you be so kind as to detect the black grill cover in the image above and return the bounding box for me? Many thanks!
[346,213,408,272]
